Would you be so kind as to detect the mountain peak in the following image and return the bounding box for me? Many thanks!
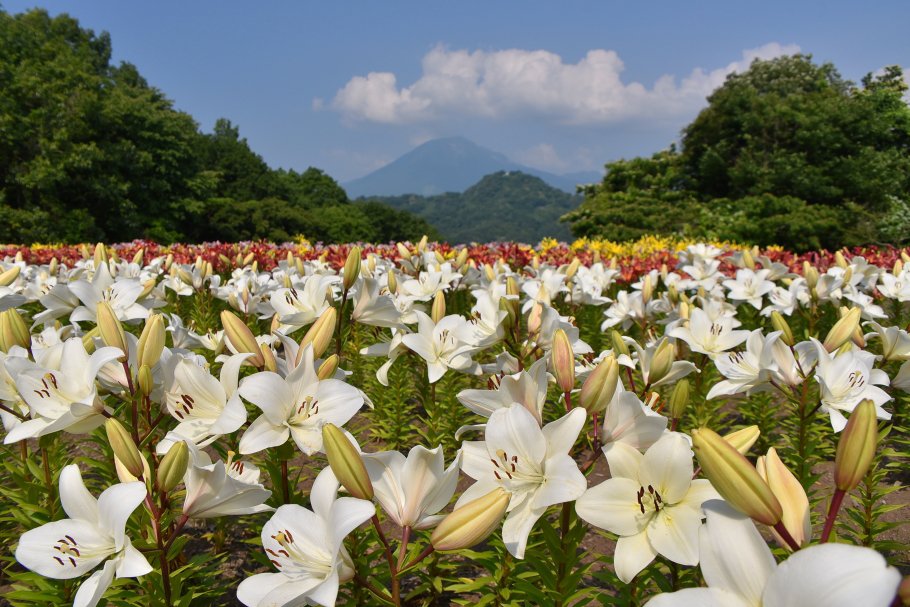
[344,137,600,198]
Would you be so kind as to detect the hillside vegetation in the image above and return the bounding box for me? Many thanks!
[367,171,581,243]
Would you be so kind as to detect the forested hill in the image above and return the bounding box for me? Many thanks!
[363,171,582,244]
[0,8,437,245]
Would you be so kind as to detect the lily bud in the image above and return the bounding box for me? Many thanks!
[454,248,469,270]
[678,300,690,320]
[299,307,336,360]
[757,447,810,549]
[723,425,761,455]
[894,259,903,275]
[823,307,861,353]
[648,339,676,386]
[834,250,848,269]
[834,399,878,492]
[157,441,189,492]
[81,327,100,353]
[417,235,428,253]
[527,303,543,338]
[430,291,447,324]
[770,311,795,347]
[137,365,154,397]
[431,488,510,551]
[96,302,128,362]
[379,272,394,297]
[317,354,339,379]
[137,314,166,368]
[105,419,144,479]
[93,243,108,268]
[641,274,653,304]
[667,283,679,305]
[139,278,157,300]
[396,242,411,260]
[260,343,277,373]
[551,329,575,393]
[610,330,630,358]
[505,276,520,315]
[0,265,20,287]
[0,309,31,352]
[669,378,690,421]
[132,248,144,265]
[342,246,362,291]
[434,250,446,265]
[741,249,755,269]
[242,252,255,267]
[322,423,372,500]
[804,264,819,291]
[565,258,581,282]
[580,355,619,414]
[692,427,782,526]
[49,258,59,275]
[221,311,265,367]
[114,450,150,484]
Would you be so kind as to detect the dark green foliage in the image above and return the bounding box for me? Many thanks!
[564,55,910,251]
[370,171,582,243]
[0,8,430,245]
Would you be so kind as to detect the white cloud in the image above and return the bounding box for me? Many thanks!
[330,42,800,125]
[515,143,569,173]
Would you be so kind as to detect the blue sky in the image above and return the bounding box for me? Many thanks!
[4,1,909,182]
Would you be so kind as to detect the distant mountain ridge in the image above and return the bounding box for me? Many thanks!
[344,137,601,198]
[367,170,582,244]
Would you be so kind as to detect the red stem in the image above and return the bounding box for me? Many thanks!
[820,488,846,543]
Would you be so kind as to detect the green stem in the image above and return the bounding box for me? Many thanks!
[41,446,56,518]
[555,502,572,607]
[281,458,291,504]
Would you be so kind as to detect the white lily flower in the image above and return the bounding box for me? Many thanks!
[5,339,123,443]
[456,357,549,424]
[401,311,480,383]
[602,290,647,331]
[362,444,460,530]
[864,320,910,361]
[459,404,587,558]
[761,280,807,317]
[350,277,404,329]
[15,465,151,607]
[237,468,375,607]
[69,263,150,324]
[157,353,251,451]
[269,274,337,332]
[877,270,910,301]
[724,269,775,310]
[575,432,718,583]
[601,390,668,450]
[629,337,697,388]
[238,346,364,454]
[181,446,273,519]
[707,330,780,400]
[645,500,901,607]
[812,340,891,431]
[669,307,749,358]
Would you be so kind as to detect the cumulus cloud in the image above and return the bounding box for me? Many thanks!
[330,42,800,125]
[515,143,569,173]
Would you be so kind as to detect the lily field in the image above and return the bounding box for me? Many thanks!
[0,236,907,606]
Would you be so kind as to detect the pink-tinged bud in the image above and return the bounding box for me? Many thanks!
[551,329,575,393]
[723,425,760,455]
[770,311,795,347]
[669,378,690,420]
[527,303,544,338]
[96,302,128,362]
[580,355,619,414]
[692,427,782,526]
[157,441,189,492]
[0,265,20,287]
[431,291,446,324]
[757,447,810,550]
[137,314,165,368]
[322,423,373,500]
[834,399,878,492]
[317,354,340,380]
[823,307,861,353]
[105,418,144,479]
[221,311,265,367]
[342,246,362,291]
[899,576,910,606]
[431,488,510,551]
[299,307,337,360]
